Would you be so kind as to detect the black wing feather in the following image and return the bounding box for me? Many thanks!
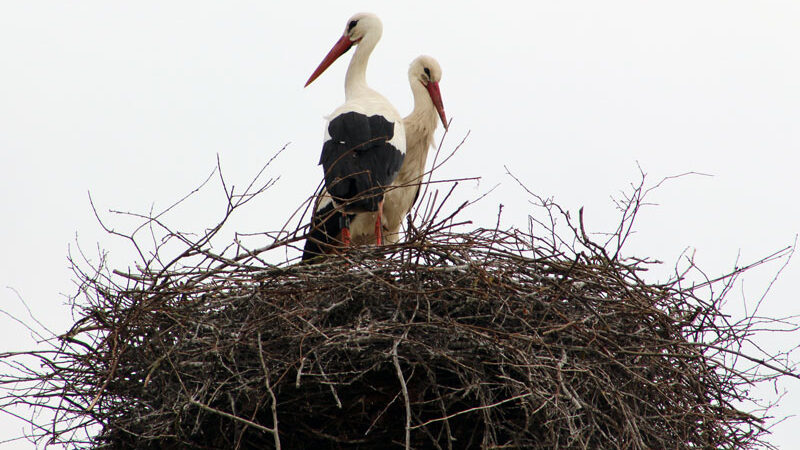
[319,111,404,212]
[302,200,345,263]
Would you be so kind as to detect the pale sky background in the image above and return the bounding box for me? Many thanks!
[2,1,799,448]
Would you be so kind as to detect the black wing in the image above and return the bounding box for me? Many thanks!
[302,199,345,263]
[319,111,404,212]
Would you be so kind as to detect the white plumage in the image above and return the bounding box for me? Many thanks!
[302,13,410,261]
[348,55,448,245]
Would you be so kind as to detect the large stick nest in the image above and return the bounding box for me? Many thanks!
[1,159,796,449]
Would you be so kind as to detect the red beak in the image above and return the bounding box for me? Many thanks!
[425,81,448,130]
[305,35,355,87]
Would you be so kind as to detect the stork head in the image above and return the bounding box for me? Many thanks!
[409,55,448,130]
[305,13,383,87]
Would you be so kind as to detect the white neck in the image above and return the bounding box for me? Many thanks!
[344,31,380,99]
[398,81,439,185]
[406,81,439,131]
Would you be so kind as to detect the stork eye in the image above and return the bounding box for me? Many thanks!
[348,20,358,31]
[423,67,431,77]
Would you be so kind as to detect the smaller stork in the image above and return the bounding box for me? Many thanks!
[349,55,447,245]
[302,56,447,261]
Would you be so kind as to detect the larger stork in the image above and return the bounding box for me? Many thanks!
[303,12,405,256]
[302,56,447,261]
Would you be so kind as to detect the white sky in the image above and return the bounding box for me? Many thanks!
[2,1,799,448]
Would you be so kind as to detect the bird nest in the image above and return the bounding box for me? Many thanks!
[1,159,797,449]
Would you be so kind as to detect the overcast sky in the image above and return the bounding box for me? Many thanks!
[2,1,799,448]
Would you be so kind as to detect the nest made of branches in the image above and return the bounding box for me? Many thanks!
[1,162,797,449]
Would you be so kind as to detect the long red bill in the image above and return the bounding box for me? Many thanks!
[425,81,448,130]
[305,35,354,87]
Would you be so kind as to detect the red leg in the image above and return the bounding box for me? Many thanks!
[375,200,383,245]
[339,214,351,247]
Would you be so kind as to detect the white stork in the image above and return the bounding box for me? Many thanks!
[302,56,447,261]
[302,12,406,261]
[348,55,447,245]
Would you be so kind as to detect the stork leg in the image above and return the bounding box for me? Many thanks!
[375,200,384,246]
[340,214,351,247]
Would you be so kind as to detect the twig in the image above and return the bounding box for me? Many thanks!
[410,393,533,430]
[392,331,412,450]
[189,399,276,435]
[258,333,281,450]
